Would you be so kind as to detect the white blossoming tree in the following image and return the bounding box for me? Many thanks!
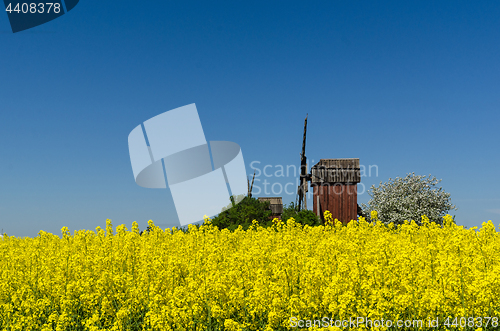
[360,173,457,226]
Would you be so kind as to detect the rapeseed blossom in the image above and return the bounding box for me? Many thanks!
[0,214,499,330]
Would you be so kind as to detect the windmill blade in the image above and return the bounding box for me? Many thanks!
[247,170,256,198]
[297,114,308,211]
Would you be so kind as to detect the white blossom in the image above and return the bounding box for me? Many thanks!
[361,173,457,226]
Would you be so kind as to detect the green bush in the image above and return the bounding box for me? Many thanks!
[206,198,322,232]
[210,196,273,231]
[281,202,322,226]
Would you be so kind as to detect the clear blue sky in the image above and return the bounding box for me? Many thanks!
[1,1,499,237]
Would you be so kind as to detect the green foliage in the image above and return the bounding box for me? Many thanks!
[360,172,457,226]
[210,196,273,231]
[221,194,246,212]
[281,202,322,226]
[211,199,322,231]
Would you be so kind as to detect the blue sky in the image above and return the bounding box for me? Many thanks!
[1,1,499,237]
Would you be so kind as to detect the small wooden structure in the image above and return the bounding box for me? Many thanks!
[311,159,360,224]
[258,197,283,220]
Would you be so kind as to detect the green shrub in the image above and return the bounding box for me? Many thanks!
[281,202,322,226]
[207,198,322,232]
[210,196,273,231]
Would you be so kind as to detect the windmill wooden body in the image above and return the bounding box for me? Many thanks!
[258,197,283,220]
[310,158,360,224]
[296,116,362,224]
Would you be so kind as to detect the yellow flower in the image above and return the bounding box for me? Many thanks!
[2,214,500,330]
[224,318,241,331]
[324,210,334,225]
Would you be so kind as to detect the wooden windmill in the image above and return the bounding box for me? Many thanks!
[296,115,362,224]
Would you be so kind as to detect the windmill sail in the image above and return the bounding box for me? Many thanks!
[297,115,309,211]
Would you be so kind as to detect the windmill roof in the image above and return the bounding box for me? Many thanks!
[311,159,360,183]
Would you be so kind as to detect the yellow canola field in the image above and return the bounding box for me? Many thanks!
[0,214,499,331]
